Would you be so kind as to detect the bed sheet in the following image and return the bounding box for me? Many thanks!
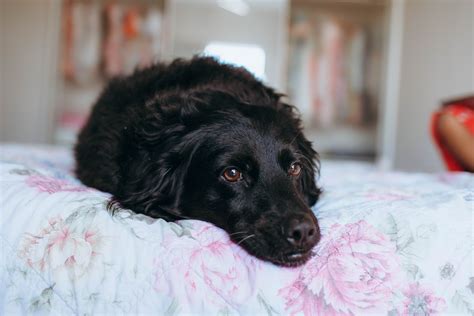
[0,144,473,315]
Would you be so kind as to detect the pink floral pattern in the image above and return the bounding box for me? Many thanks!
[26,174,90,194]
[19,216,102,278]
[280,221,402,315]
[279,279,347,316]
[399,283,446,315]
[153,222,257,311]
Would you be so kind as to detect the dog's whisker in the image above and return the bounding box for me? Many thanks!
[228,231,249,237]
[236,234,255,246]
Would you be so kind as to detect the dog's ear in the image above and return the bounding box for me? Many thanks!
[115,135,204,220]
[115,93,214,220]
[283,102,321,206]
[277,101,322,206]
[297,136,322,206]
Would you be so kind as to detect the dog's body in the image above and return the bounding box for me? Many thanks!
[75,57,321,266]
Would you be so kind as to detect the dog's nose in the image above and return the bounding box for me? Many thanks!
[285,216,320,248]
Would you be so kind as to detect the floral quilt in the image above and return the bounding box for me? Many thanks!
[0,144,473,315]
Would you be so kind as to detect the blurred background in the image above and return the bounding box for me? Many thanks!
[0,0,472,172]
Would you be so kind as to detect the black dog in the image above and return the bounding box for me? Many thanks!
[75,56,321,266]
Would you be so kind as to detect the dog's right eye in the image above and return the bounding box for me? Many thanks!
[288,162,302,177]
[222,167,243,182]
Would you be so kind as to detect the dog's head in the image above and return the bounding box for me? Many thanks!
[120,90,321,266]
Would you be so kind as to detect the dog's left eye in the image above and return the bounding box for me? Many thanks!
[222,167,243,182]
[288,162,302,176]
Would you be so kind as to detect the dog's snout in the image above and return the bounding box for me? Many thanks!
[284,216,320,248]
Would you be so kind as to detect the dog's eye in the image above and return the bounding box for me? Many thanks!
[222,167,243,182]
[288,162,302,176]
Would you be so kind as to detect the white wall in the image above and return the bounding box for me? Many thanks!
[0,0,61,144]
[392,0,474,172]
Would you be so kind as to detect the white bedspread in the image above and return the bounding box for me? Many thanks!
[1,144,473,315]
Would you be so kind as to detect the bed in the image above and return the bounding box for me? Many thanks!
[1,144,472,315]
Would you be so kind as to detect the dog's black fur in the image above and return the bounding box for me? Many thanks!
[75,56,321,266]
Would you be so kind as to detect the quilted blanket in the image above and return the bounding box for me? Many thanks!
[0,144,473,315]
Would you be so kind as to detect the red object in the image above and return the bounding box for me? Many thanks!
[123,9,140,39]
[431,98,474,171]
